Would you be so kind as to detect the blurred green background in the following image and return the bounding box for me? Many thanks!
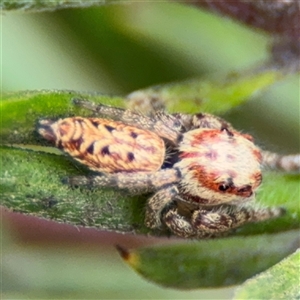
[1,2,299,299]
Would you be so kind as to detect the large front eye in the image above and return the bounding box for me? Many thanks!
[218,183,230,192]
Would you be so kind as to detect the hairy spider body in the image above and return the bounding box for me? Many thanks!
[38,99,299,238]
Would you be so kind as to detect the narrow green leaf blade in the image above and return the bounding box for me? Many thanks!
[233,249,300,299]
[117,230,300,289]
[127,70,283,114]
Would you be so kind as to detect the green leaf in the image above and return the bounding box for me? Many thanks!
[0,145,148,233]
[116,230,300,289]
[233,249,300,299]
[127,70,283,114]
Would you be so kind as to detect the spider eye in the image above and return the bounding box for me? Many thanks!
[218,183,230,192]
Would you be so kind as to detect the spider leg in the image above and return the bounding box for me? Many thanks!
[193,205,284,234]
[190,113,233,130]
[163,205,285,238]
[144,184,179,229]
[261,150,300,172]
[65,168,181,193]
[163,209,202,238]
[72,98,181,143]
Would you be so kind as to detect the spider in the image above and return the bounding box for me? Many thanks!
[38,99,300,238]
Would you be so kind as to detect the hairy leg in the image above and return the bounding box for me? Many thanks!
[72,98,181,143]
[261,150,300,172]
[65,168,181,192]
[163,204,285,238]
[191,205,285,233]
[145,184,179,229]
[163,209,202,238]
[190,113,233,131]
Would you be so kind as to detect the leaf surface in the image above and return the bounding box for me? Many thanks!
[117,230,300,289]
[233,249,300,299]
[127,70,283,114]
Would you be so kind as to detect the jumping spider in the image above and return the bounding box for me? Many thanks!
[38,99,300,238]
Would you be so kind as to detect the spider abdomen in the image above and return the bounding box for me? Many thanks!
[38,117,165,173]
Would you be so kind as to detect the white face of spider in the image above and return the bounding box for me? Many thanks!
[176,128,262,205]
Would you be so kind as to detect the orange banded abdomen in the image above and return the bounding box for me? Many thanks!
[39,117,165,173]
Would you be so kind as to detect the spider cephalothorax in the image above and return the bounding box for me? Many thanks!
[175,127,262,205]
[38,99,299,238]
